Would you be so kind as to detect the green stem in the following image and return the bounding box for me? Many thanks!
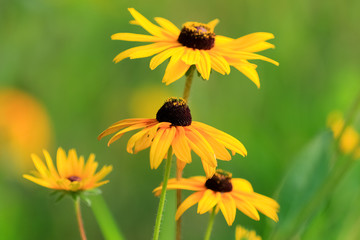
[183,66,195,102]
[153,148,173,240]
[75,198,87,240]
[90,194,125,240]
[204,208,216,240]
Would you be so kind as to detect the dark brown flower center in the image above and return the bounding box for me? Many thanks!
[156,97,192,126]
[177,22,215,50]
[205,170,233,192]
[67,176,81,182]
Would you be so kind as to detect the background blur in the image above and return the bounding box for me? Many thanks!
[1,0,360,239]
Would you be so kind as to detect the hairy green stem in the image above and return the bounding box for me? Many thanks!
[153,148,173,240]
[204,208,216,240]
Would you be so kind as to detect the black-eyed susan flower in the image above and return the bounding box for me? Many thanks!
[235,225,261,240]
[98,97,247,177]
[23,148,112,192]
[153,170,279,226]
[112,8,278,87]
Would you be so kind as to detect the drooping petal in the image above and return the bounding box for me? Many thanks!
[181,48,201,65]
[197,190,221,214]
[152,127,176,169]
[162,52,190,85]
[208,52,230,75]
[218,193,237,226]
[185,127,217,167]
[150,47,185,70]
[175,191,204,220]
[233,63,260,88]
[233,197,260,221]
[153,178,206,196]
[196,50,211,80]
[172,126,192,163]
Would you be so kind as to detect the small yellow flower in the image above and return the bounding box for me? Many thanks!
[327,111,359,155]
[112,8,278,87]
[23,148,112,192]
[98,98,247,177]
[235,225,261,240]
[153,170,279,226]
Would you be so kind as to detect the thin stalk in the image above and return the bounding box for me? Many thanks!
[75,198,87,240]
[204,208,216,240]
[176,164,182,240]
[153,148,173,240]
[176,66,196,240]
[183,66,195,102]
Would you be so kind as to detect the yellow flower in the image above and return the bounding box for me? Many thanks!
[153,170,279,226]
[327,111,359,155]
[23,148,112,192]
[112,8,278,87]
[98,98,247,177]
[235,225,261,240]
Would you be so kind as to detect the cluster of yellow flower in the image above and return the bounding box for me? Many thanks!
[23,8,280,240]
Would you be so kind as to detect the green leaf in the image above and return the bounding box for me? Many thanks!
[268,130,333,239]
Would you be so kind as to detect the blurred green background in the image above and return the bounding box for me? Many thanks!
[1,0,360,239]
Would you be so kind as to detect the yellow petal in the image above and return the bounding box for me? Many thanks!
[175,191,204,220]
[193,126,231,161]
[231,178,254,192]
[127,8,164,37]
[154,17,180,36]
[162,52,190,85]
[150,47,184,70]
[233,63,260,88]
[232,193,260,221]
[197,190,220,214]
[172,126,192,163]
[111,33,161,42]
[130,42,179,59]
[107,123,148,146]
[218,193,237,226]
[242,42,275,52]
[207,18,219,30]
[196,51,211,80]
[42,149,59,178]
[151,127,176,169]
[127,128,152,153]
[208,52,230,75]
[181,48,201,65]
[98,119,151,140]
[231,32,275,50]
[56,148,68,178]
[186,126,217,167]
[23,174,51,188]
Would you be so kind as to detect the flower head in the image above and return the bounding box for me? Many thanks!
[23,148,112,192]
[98,97,247,177]
[235,226,261,240]
[153,170,279,226]
[112,8,278,87]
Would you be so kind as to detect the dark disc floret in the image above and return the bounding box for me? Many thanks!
[205,170,233,192]
[156,97,192,126]
[67,176,81,182]
[177,22,215,50]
